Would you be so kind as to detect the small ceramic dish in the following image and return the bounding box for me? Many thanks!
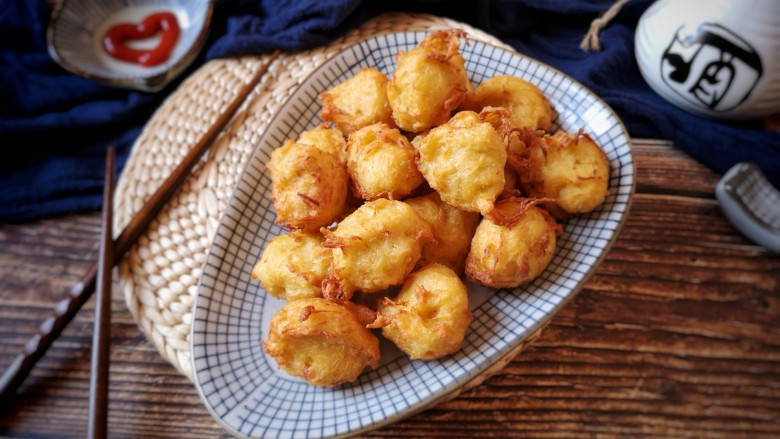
[716,162,780,253]
[47,0,213,92]
[191,31,635,438]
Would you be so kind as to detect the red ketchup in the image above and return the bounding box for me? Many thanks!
[103,11,180,67]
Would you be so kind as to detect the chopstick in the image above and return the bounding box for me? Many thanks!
[88,146,115,439]
[0,51,279,407]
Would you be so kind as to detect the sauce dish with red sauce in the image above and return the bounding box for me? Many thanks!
[47,0,213,92]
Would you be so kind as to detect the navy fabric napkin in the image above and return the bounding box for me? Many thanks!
[1,0,778,223]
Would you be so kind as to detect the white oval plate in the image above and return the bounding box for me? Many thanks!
[192,31,634,439]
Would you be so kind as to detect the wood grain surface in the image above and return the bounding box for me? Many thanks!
[0,139,778,438]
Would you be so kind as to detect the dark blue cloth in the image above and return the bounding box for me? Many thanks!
[1,0,779,222]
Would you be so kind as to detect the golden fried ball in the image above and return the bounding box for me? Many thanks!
[297,124,348,165]
[251,231,330,300]
[347,123,424,200]
[412,111,506,215]
[263,298,380,387]
[322,198,433,302]
[461,75,553,131]
[267,140,349,232]
[386,30,471,132]
[465,199,560,288]
[320,67,395,135]
[374,264,472,360]
[477,107,524,195]
[405,192,480,274]
[512,130,610,217]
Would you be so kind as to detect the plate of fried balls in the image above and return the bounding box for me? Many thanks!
[192,30,634,438]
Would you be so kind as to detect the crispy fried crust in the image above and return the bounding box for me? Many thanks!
[320,67,395,135]
[251,231,330,300]
[386,30,471,132]
[412,111,506,215]
[508,129,610,218]
[321,199,434,302]
[263,298,380,387]
[297,124,348,165]
[375,263,472,360]
[258,29,615,386]
[346,123,424,201]
[267,140,349,232]
[461,75,553,131]
[405,191,480,274]
[466,198,560,288]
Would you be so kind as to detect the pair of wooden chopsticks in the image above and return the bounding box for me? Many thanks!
[88,146,115,439]
[0,52,279,417]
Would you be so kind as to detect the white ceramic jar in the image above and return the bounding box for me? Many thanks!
[635,0,780,119]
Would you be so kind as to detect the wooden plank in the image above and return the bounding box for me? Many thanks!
[632,139,722,197]
[0,139,778,438]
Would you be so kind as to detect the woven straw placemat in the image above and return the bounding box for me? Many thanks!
[113,12,512,380]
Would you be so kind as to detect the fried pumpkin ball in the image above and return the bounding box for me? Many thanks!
[263,298,380,387]
[405,192,480,274]
[478,107,523,194]
[267,140,349,232]
[386,29,471,132]
[412,111,506,215]
[461,75,553,132]
[347,123,424,200]
[251,231,330,300]
[511,130,610,217]
[320,67,395,135]
[465,198,561,288]
[373,264,472,360]
[322,198,434,302]
[297,124,348,165]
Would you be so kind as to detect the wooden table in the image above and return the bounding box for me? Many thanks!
[1,139,778,438]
